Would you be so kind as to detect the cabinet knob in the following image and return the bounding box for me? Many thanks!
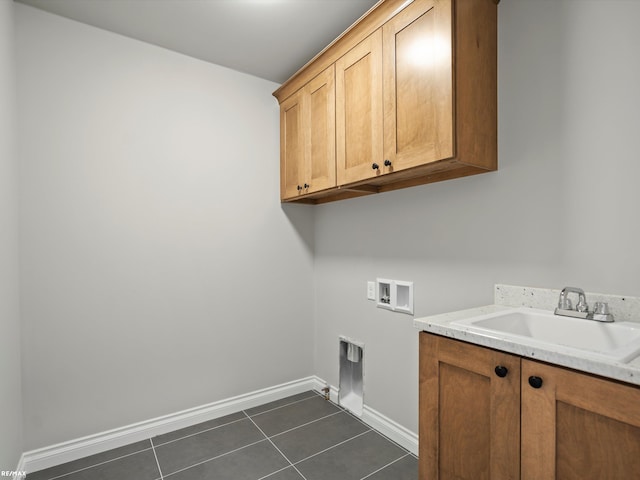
[372,163,379,170]
[384,159,392,167]
[297,185,302,191]
[528,376,543,389]
[304,183,310,189]
[494,365,508,378]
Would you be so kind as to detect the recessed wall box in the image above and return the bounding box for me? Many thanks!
[395,280,414,315]
[339,336,364,416]
[376,278,393,310]
[375,278,414,315]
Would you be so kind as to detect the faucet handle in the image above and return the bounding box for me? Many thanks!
[558,297,572,310]
[576,298,589,313]
[593,302,610,315]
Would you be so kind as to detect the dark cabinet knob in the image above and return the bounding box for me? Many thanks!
[384,159,392,167]
[528,376,543,389]
[304,183,310,189]
[372,163,379,170]
[494,366,508,378]
[297,185,302,191]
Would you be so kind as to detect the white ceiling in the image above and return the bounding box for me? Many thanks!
[16,0,380,84]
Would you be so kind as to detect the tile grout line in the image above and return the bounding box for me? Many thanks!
[329,397,418,458]
[255,465,293,480]
[369,427,417,458]
[38,444,154,480]
[359,453,410,480]
[151,392,320,449]
[30,392,316,480]
[243,411,310,480]
[34,393,318,480]
[161,438,268,479]
[248,393,319,419]
[313,390,415,456]
[291,429,373,467]
[269,410,343,439]
[34,392,413,480]
[149,438,164,480]
[153,416,248,448]
[30,397,412,480]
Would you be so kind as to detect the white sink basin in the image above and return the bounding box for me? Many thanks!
[451,308,640,363]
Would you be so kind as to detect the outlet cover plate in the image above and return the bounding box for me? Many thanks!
[367,281,375,300]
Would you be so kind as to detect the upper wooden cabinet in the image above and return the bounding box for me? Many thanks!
[274,0,497,204]
[280,65,336,200]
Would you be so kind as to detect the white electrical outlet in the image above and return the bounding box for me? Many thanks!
[367,281,375,300]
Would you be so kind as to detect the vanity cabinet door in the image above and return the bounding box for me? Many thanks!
[521,360,640,480]
[419,333,521,480]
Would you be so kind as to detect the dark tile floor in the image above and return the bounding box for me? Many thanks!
[26,391,417,480]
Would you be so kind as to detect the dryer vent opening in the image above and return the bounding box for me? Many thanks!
[339,338,364,416]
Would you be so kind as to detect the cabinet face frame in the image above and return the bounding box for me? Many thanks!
[419,333,521,480]
[383,0,454,172]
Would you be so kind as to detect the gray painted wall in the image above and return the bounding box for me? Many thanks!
[313,0,640,434]
[16,4,315,450]
[12,0,640,454]
[0,0,23,470]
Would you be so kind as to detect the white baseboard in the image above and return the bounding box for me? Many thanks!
[361,404,418,455]
[10,454,26,480]
[314,379,418,455]
[22,375,418,475]
[23,376,320,474]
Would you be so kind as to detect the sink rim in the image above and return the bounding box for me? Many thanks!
[450,307,640,364]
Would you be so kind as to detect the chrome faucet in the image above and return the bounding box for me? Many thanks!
[558,287,588,312]
[554,286,614,322]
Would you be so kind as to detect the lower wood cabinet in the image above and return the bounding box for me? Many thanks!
[419,332,640,480]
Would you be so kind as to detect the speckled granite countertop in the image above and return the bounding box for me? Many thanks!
[413,285,640,387]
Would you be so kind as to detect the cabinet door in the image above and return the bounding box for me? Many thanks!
[306,65,336,194]
[383,0,454,172]
[521,360,640,480]
[280,90,305,200]
[419,333,520,480]
[336,29,383,185]
[280,66,336,200]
